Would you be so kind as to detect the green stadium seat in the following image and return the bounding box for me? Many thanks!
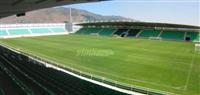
[160,31,185,41]
[50,28,65,33]
[186,32,199,42]
[31,28,51,34]
[8,29,30,35]
[76,28,88,34]
[1,51,128,95]
[83,28,102,34]
[98,28,116,36]
[0,29,8,36]
[138,29,160,38]
[199,33,200,41]
[76,28,102,35]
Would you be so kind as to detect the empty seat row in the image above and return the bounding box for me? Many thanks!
[1,51,128,95]
[0,30,8,36]
[76,28,102,35]
[76,27,117,36]
[160,31,185,41]
[50,28,65,33]
[99,28,117,36]
[139,29,160,38]
[0,28,66,36]
[9,29,30,35]
[31,28,51,34]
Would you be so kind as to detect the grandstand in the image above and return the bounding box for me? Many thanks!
[0,23,68,38]
[4,22,197,42]
[76,21,200,42]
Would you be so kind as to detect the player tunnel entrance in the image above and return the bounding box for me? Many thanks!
[185,37,191,41]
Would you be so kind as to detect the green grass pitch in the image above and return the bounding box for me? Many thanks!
[0,35,199,95]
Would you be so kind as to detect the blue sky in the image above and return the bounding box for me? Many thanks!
[64,0,200,26]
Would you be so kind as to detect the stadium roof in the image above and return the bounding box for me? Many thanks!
[78,21,200,30]
[0,0,105,19]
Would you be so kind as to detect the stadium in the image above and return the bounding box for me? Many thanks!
[0,0,200,95]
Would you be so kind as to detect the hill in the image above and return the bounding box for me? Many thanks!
[0,7,135,23]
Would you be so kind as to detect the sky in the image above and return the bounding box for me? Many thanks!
[64,0,200,26]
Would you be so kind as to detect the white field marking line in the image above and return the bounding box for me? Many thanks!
[183,52,196,90]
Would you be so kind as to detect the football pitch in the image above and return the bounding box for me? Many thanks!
[0,35,199,95]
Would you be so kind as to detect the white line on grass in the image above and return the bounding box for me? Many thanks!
[183,52,196,90]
